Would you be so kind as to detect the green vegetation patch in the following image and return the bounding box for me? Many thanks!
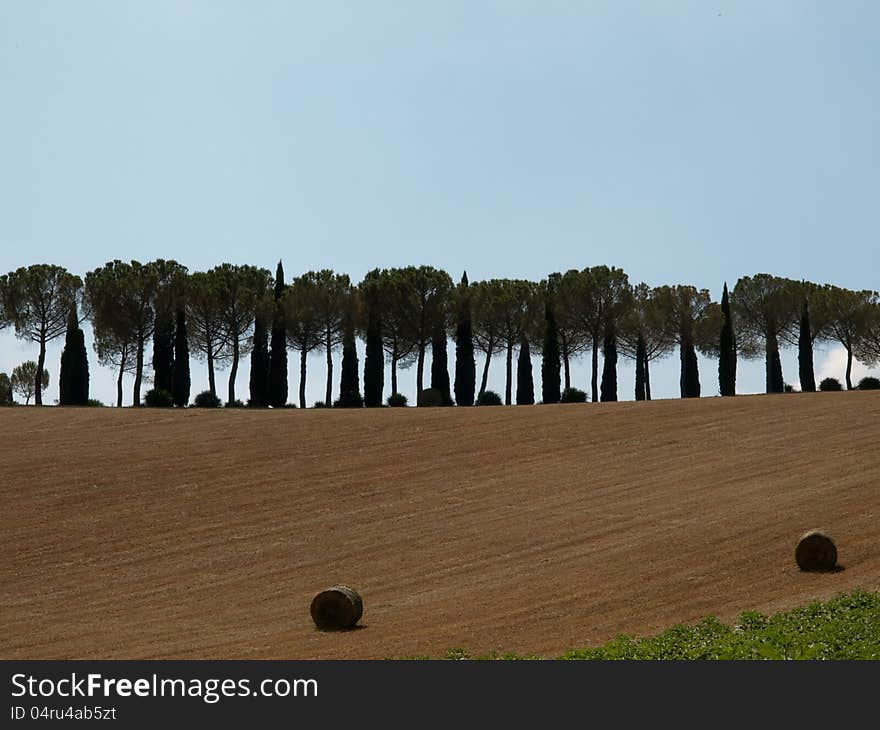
[421,591,880,660]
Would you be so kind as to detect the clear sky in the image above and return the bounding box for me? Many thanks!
[1,1,878,405]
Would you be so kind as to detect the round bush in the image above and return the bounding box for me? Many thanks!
[387,392,408,407]
[819,378,843,392]
[193,390,221,408]
[560,387,588,403]
[144,388,174,408]
[857,376,880,390]
[86,399,105,407]
[476,390,502,406]
[417,388,443,407]
[226,399,246,408]
[313,400,329,408]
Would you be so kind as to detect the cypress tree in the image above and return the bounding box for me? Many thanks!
[681,343,701,398]
[541,301,561,404]
[337,324,362,407]
[249,312,270,406]
[268,260,288,407]
[635,333,647,401]
[766,332,784,393]
[152,309,175,395]
[59,304,89,405]
[172,306,191,407]
[516,334,534,405]
[431,324,453,406]
[600,324,618,402]
[363,304,384,407]
[453,272,476,406]
[718,282,736,396]
[798,300,816,392]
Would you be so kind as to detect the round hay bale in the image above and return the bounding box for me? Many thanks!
[795,531,837,571]
[310,585,363,630]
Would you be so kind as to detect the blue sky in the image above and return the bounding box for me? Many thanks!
[1,1,878,405]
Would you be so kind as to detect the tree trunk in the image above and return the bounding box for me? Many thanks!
[116,351,126,407]
[645,358,652,401]
[133,336,144,406]
[325,328,333,405]
[505,341,513,405]
[416,342,425,394]
[299,349,307,409]
[391,354,399,396]
[479,341,493,397]
[35,335,46,405]
[561,332,571,391]
[207,348,216,398]
[845,344,854,390]
[591,334,599,402]
[228,337,239,404]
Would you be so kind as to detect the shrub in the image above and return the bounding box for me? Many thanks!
[417,388,443,407]
[86,399,105,407]
[784,384,795,393]
[560,387,587,403]
[857,376,880,390]
[476,390,502,406]
[313,400,329,408]
[281,403,297,408]
[193,390,221,408]
[819,378,842,392]
[226,399,246,408]
[387,392,408,407]
[143,388,174,408]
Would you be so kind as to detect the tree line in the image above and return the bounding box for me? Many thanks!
[1,261,879,408]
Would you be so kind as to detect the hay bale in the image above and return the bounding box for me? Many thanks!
[795,531,837,571]
[310,585,363,630]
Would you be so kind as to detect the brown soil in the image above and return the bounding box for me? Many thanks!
[2,392,879,659]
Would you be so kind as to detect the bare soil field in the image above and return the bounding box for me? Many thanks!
[2,392,879,659]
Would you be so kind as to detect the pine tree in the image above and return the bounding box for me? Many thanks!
[718,282,737,396]
[268,260,288,407]
[600,324,618,402]
[635,333,647,401]
[249,312,270,406]
[363,303,384,407]
[516,334,534,405]
[172,306,191,407]
[541,301,561,404]
[59,304,89,405]
[337,324,362,407]
[798,299,816,393]
[453,272,476,406]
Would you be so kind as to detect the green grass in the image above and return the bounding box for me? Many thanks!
[412,590,880,660]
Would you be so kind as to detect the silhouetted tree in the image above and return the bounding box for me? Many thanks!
[541,298,561,404]
[0,264,81,405]
[337,318,362,408]
[516,333,534,405]
[284,272,323,408]
[798,299,815,393]
[600,324,618,402]
[654,285,714,398]
[172,306,190,407]
[431,322,453,406]
[187,270,229,399]
[59,304,89,405]
[12,361,48,405]
[634,334,647,401]
[453,272,476,406]
[718,282,736,396]
[249,308,270,406]
[816,285,878,390]
[618,283,673,401]
[361,276,384,408]
[268,260,289,407]
[311,270,352,406]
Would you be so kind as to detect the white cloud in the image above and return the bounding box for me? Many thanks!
[815,345,880,388]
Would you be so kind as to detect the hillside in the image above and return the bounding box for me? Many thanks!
[2,392,879,659]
